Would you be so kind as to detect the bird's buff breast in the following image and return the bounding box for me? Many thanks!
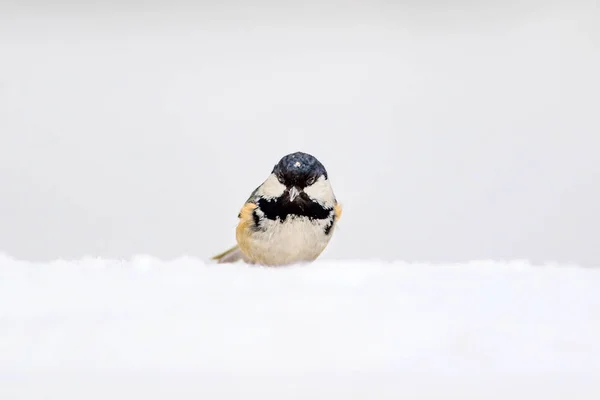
[236,203,333,266]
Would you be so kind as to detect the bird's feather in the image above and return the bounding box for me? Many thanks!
[212,202,258,264]
[211,244,246,264]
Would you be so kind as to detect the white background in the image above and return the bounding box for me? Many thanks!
[1,0,599,265]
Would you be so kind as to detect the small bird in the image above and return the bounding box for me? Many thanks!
[212,151,342,266]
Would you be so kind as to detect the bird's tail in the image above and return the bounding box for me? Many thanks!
[211,244,247,264]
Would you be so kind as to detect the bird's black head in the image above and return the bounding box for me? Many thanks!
[272,151,328,188]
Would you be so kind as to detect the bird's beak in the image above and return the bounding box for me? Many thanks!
[288,186,300,202]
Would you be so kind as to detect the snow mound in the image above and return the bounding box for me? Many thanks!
[1,254,599,399]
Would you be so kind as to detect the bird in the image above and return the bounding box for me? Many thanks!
[212,151,342,266]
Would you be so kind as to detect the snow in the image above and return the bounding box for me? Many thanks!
[1,254,599,399]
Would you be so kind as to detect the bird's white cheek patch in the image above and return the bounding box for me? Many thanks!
[255,174,286,199]
[304,176,336,208]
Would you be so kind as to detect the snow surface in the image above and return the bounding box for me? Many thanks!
[1,254,599,399]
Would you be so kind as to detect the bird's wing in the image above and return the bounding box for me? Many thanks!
[211,185,261,264]
[334,202,342,221]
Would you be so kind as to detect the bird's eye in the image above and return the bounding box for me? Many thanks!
[306,177,316,185]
